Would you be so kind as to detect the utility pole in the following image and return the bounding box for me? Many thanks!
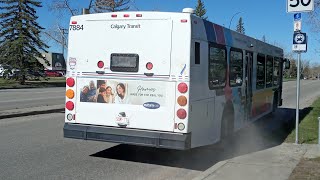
[58,28,68,58]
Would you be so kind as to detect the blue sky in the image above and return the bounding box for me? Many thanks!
[38,0,319,63]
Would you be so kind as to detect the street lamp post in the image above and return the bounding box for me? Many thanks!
[229,12,242,29]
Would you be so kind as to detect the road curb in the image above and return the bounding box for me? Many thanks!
[192,160,228,180]
[0,106,65,119]
[0,84,65,90]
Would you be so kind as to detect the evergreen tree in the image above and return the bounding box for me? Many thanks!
[262,35,266,42]
[94,0,130,13]
[195,0,207,20]
[236,17,245,34]
[0,0,48,84]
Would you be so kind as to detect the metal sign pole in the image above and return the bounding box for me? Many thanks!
[295,53,301,144]
[318,117,320,145]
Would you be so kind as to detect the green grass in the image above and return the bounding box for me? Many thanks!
[285,97,320,144]
[0,78,16,85]
[283,78,297,82]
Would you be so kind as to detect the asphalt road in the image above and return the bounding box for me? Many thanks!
[0,80,315,111]
[282,80,320,109]
[0,87,65,111]
[0,80,320,180]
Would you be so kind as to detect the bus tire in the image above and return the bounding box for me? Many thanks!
[220,103,234,140]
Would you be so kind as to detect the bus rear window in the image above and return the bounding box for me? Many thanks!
[110,53,139,72]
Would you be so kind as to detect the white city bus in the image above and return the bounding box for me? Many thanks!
[64,8,287,150]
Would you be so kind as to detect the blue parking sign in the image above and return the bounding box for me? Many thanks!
[294,13,302,21]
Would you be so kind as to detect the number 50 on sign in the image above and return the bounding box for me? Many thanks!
[287,0,314,13]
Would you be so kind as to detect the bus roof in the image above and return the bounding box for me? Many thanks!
[70,10,283,57]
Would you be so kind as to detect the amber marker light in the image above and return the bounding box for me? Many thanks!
[177,96,187,106]
[66,89,75,99]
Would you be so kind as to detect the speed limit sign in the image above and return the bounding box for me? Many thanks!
[287,0,314,12]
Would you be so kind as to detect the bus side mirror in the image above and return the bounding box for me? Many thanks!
[285,59,290,69]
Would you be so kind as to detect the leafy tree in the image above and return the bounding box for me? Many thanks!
[195,0,207,20]
[94,0,130,13]
[236,17,245,34]
[0,0,49,84]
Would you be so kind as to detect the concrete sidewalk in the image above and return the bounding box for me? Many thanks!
[0,104,64,119]
[194,143,320,180]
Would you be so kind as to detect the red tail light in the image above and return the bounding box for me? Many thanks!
[177,109,187,119]
[181,19,188,23]
[136,14,142,17]
[146,62,153,70]
[66,101,74,111]
[111,14,117,18]
[124,14,130,17]
[71,21,77,24]
[97,61,104,68]
[66,78,75,87]
[178,83,188,93]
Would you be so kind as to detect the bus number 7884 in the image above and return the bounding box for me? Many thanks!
[69,25,84,31]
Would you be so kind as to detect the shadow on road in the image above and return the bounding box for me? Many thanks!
[90,107,312,171]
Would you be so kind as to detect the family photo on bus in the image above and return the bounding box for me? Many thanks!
[80,80,130,104]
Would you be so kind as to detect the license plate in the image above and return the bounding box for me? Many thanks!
[116,116,129,127]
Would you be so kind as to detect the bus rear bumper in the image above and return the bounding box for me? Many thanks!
[63,123,191,150]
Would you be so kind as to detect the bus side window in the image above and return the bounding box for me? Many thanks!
[273,57,280,86]
[195,42,200,64]
[266,55,273,88]
[256,54,266,90]
[230,48,243,87]
[208,43,227,89]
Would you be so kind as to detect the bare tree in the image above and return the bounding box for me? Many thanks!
[301,59,311,77]
[43,25,68,49]
[45,0,133,54]
[44,0,95,55]
[130,0,139,10]
[306,0,320,56]
[284,51,298,78]
[307,0,320,32]
[94,0,130,13]
[47,0,95,16]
